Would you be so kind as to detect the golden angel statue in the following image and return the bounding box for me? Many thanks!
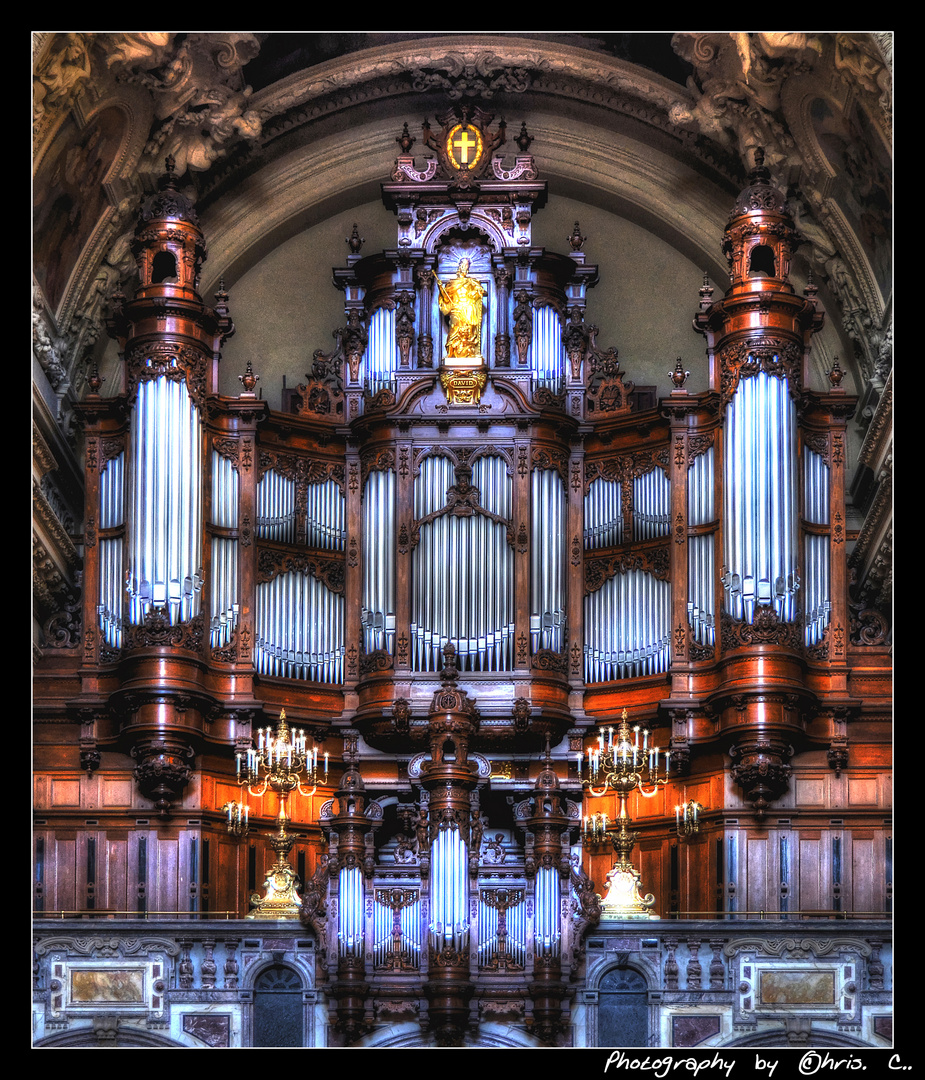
[437,258,487,360]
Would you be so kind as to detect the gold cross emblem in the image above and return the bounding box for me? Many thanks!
[453,129,477,163]
[446,124,483,171]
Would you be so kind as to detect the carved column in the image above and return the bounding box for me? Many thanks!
[326,731,375,1043]
[522,739,571,1044]
[420,645,479,1046]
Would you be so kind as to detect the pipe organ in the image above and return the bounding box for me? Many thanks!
[50,111,889,1050]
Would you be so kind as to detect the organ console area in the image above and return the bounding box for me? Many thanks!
[34,101,892,1049]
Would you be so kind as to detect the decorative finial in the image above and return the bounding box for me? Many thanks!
[441,642,458,686]
[669,359,690,391]
[214,276,230,315]
[698,272,714,311]
[346,223,364,255]
[85,356,104,395]
[161,154,180,190]
[397,122,415,155]
[827,358,845,388]
[747,146,771,185]
[238,359,259,395]
[515,121,533,153]
[567,222,586,252]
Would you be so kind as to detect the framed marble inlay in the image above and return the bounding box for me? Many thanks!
[736,957,858,1022]
[70,967,145,1004]
[759,969,836,1005]
[45,956,167,1022]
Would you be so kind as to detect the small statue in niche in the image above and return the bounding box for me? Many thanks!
[437,258,487,360]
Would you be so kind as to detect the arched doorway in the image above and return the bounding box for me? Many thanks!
[598,967,649,1047]
[253,963,304,1047]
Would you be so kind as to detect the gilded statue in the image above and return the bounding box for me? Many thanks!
[437,258,487,360]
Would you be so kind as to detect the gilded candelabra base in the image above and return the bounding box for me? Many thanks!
[247,853,303,919]
[247,807,303,919]
[599,860,659,919]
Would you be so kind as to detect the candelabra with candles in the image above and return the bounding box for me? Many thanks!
[239,710,328,919]
[222,799,250,836]
[579,709,670,918]
[675,799,702,838]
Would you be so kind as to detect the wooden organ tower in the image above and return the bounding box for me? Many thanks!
[37,106,891,1048]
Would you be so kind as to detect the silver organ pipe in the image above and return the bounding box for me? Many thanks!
[256,469,296,544]
[362,468,396,655]
[534,865,560,959]
[373,892,421,969]
[98,449,124,649]
[210,450,239,650]
[126,370,203,625]
[306,479,346,551]
[530,304,565,393]
[477,892,527,969]
[633,467,670,541]
[255,571,344,682]
[411,456,513,671]
[430,825,468,954]
[723,370,799,623]
[584,478,623,549]
[338,864,364,958]
[687,447,716,648]
[803,447,831,647]
[531,468,566,654]
[364,305,397,395]
[584,569,671,682]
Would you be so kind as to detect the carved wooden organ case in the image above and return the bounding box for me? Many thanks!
[71,115,866,1044]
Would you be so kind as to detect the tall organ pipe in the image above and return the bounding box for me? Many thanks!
[803,447,831,646]
[534,865,561,958]
[723,370,799,623]
[210,450,239,649]
[362,469,396,655]
[126,371,202,626]
[584,570,670,681]
[338,864,364,957]
[531,468,566,654]
[255,571,344,682]
[99,450,124,648]
[412,456,513,671]
[687,448,716,647]
[364,306,397,395]
[430,825,468,953]
[530,305,565,392]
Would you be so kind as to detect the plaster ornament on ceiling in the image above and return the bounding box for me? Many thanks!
[33,32,93,124]
[670,32,813,170]
[69,32,265,176]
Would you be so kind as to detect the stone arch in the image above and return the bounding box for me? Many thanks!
[721,1026,879,1049]
[34,1023,189,1048]
[243,955,316,1048]
[587,957,659,1049]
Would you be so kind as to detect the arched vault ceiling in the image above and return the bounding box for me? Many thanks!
[202,108,732,296]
